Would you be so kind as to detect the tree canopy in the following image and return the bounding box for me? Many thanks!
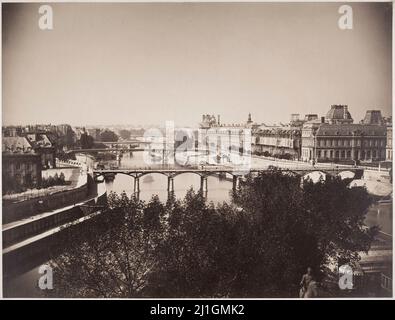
[119,129,131,141]
[100,130,119,142]
[49,169,376,298]
[79,132,94,149]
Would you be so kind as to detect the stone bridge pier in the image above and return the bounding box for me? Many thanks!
[200,175,208,198]
[133,174,140,198]
[232,175,240,192]
[167,176,175,195]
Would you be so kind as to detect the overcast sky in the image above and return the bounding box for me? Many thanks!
[2,2,392,127]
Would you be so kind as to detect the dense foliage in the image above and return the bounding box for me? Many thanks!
[2,172,66,195]
[119,129,131,140]
[100,130,119,142]
[49,169,376,297]
[79,132,94,149]
[41,173,67,188]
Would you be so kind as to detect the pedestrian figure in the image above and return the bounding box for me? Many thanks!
[299,267,318,298]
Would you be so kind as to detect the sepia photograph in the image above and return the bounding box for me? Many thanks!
[1,1,393,301]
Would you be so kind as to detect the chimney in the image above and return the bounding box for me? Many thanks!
[344,105,348,119]
[217,115,220,125]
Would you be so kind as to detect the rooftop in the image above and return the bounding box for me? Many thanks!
[326,105,353,122]
[2,137,36,154]
[316,123,387,136]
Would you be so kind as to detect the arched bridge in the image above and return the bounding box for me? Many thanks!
[93,166,364,197]
[67,148,145,153]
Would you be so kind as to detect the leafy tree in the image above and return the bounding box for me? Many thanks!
[79,132,94,149]
[119,129,131,141]
[56,125,76,148]
[59,172,66,182]
[100,130,119,142]
[49,192,157,297]
[230,169,376,296]
[148,190,234,297]
[48,170,376,298]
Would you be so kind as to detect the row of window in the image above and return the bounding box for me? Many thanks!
[11,173,37,185]
[317,139,385,148]
[11,162,37,171]
[256,137,294,148]
[317,149,385,160]
[206,129,248,135]
[301,149,312,159]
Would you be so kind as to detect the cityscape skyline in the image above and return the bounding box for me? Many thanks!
[2,2,392,127]
[2,105,392,129]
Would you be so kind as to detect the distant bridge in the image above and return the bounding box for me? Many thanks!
[67,148,145,153]
[102,140,149,146]
[67,146,211,155]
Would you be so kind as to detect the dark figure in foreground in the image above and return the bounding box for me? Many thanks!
[299,267,318,298]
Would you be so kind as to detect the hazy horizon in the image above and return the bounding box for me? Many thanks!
[2,2,392,127]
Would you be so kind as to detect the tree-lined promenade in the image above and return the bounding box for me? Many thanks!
[49,168,376,298]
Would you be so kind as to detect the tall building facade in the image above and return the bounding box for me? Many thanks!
[25,133,56,169]
[301,106,387,163]
[199,114,253,163]
[252,126,301,160]
[386,123,392,161]
[2,137,42,193]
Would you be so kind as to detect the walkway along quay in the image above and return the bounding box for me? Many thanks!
[2,168,91,224]
[2,172,107,280]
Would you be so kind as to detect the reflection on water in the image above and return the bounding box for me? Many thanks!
[3,267,44,298]
[365,202,392,235]
[106,173,232,204]
[106,152,233,203]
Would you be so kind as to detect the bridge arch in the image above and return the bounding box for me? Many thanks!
[302,170,327,183]
[169,171,205,179]
[136,171,173,178]
[337,170,356,180]
[94,171,174,181]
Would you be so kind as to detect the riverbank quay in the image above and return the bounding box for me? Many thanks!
[2,163,107,280]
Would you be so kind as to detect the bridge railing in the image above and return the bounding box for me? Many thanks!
[95,164,235,172]
[93,166,361,173]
